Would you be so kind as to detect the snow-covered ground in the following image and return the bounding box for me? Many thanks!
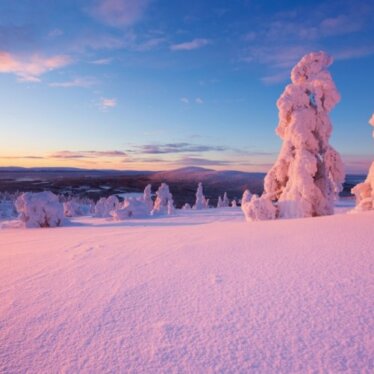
[0,207,373,373]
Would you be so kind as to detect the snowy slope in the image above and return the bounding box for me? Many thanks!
[0,209,373,373]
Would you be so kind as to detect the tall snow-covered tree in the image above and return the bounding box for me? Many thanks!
[217,196,223,208]
[193,182,208,209]
[352,114,374,211]
[264,51,345,218]
[222,192,230,207]
[151,183,173,215]
[143,184,153,212]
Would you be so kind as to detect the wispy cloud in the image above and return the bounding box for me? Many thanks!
[170,38,210,51]
[129,142,228,154]
[99,97,117,110]
[49,150,127,159]
[49,77,98,88]
[135,37,167,51]
[175,156,233,166]
[180,97,189,104]
[195,97,203,104]
[241,1,374,84]
[333,45,374,60]
[90,57,113,65]
[0,51,72,82]
[89,0,150,27]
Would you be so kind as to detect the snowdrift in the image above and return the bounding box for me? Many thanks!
[0,209,373,373]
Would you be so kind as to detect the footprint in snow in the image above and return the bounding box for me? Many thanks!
[210,274,223,285]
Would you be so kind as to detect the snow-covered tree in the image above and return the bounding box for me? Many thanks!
[111,197,149,220]
[151,183,173,215]
[63,197,94,217]
[94,195,120,218]
[193,182,208,209]
[241,189,252,205]
[222,192,230,207]
[167,198,175,215]
[15,191,65,228]
[217,196,223,208]
[352,114,374,212]
[264,51,345,218]
[0,193,17,220]
[182,203,191,210]
[143,184,153,212]
[231,199,237,208]
[241,194,276,222]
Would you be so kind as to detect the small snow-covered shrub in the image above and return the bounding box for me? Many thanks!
[352,114,374,212]
[0,193,18,220]
[111,198,149,220]
[182,203,191,210]
[94,195,120,218]
[241,194,276,222]
[63,197,94,217]
[231,200,237,207]
[15,191,65,228]
[193,182,208,210]
[151,183,173,215]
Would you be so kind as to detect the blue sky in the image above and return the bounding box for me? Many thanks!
[0,0,373,173]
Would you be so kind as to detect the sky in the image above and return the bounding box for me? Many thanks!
[0,0,373,173]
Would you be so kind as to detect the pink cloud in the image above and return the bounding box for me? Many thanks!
[90,0,150,27]
[0,51,71,82]
[170,38,210,51]
[99,97,117,110]
[49,77,98,88]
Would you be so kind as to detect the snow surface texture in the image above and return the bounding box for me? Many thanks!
[264,51,345,219]
[15,191,65,228]
[352,113,374,211]
[0,209,373,372]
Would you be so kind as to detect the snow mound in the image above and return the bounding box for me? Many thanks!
[111,198,150,220]
[94,195,120,218]
[241,194,276,222]
[15,191,65,228]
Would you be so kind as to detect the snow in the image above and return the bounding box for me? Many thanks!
[352,113,374,212]
[264,51,345,219]
[15,191,65,228]
[193,182,208,209]
[0,207,373,373]
[111,198,150,220]
[94,195,120,218]
[241,194,277,222]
